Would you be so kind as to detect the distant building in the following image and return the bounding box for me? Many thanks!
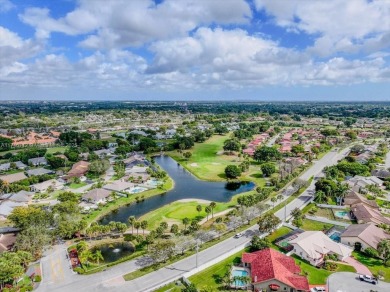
[30,179,64,193]
[64,161,90,181]
[26,168,54,177]
[28,157,47,166]
[0,172,27,184]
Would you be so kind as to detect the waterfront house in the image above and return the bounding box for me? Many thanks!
[82,188,111,204]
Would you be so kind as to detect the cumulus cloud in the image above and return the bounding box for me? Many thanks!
[0,0,14,13]
[255,0,390,56]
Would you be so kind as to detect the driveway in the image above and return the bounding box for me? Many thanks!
[327,272,390,292]
[343,257,372,276]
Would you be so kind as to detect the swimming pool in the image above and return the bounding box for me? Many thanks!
[334,210,349,220]
[129,187,147,194]
[329,231,341,242]
[231,269,249,287]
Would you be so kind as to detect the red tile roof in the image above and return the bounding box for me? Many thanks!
[242,248,309,291]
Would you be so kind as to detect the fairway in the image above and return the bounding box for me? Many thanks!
[139,200,234,229]
[169,135,266,187]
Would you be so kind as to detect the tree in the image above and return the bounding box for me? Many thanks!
[254,146,281,163]
[128,216,136,233]
[196,204,202,216]
[350,144,365,154]
[0,136,12,151]
[170,224,179,234]
[92,250,104,265]
[291,145,305,156]
[138,137,157,151]
[47,155,65,169]
[141,220,148,235]
[57,191,79,203]
[261,162,276,177]
[8,206,53,229]
[14,226,52,259]
[182,218,190,230]
[183,152,192,160]
[314,190,326,203]
[257,213,281,233]
[205,206,211,221]
[88,159,110,175]
[182,283,198,292]
[223,139,241,152]
[250,236,270,251]
[160,221,168,230]
[149,239,175,263]
[134,221,141,235]
[377,239,390,263]
[209,202,216,218]
[224,165,241,179]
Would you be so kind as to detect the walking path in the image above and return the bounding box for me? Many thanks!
[305,215,351,227]
[343,257,372,275]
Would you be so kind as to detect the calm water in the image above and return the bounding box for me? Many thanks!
[100,155,254,224]
[93,242,134,263]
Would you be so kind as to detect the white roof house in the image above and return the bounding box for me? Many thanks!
[30,179,65,193]
[103,181,134,193]
[290,231,352,266]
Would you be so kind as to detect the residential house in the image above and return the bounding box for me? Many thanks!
[128,173,150,183]
[241,248,309,292]
[371,169,390,179]
[0,172,27,184]
[0,161,27,172]
[30,179,64,193]
[0,201,27,220]
[94,148,114,158]
[8,190,34,203]
[289,231,352,266]
[64,161,90,181]
[103,180,134,193]
[340,223,390,251]
[26,168,54,177]
[28,157,47,166]
[350,203,390,225]
[343,191,378,209]
[81,188,111,204]
[347,176,384,193]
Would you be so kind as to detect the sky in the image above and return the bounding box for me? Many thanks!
[0,0,390,101]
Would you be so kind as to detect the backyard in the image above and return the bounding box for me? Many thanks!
[353,251,390,282]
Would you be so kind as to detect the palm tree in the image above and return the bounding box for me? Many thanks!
[141,220,148,235]
[182,217,190,230]
[128,216,136,233]
[134,221,141,235]
[314,190,326,203]
[205,206,211,221]
[277,194,284,203]
[76,241,88,253]
[196,204,202,216]
[93,250,104,265]
[335,183,349,205]
[210,202,216,218]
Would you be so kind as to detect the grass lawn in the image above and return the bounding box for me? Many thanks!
[139,196,240,229]
[189,250,246,291]
[154,282,184,292]
[68,182,87,189]
[292,255,356,284]
[168,134,266,187]
[46,146,68,154]
[353,251,390,282]
[300,219,333,231]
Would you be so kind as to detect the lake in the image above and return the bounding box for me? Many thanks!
[99,155,254,224]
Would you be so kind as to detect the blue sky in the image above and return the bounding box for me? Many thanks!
[0,0,389,101]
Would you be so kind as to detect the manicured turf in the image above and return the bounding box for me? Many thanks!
[293,255,356,284]
[139,200,235,229]
[189,250,245,291]
[301,219,333,231]
[68,182,87,189]
[46,146,68,154]
[353,251,390,282]
[168,134,266,187]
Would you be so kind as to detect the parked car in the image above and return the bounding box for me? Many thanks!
[359,274,377,284]
[234,233,243,238]
[310,287,326,292]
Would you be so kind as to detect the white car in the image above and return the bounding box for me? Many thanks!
[310,287,326,292]
[359,274,377,284]
[234,233,243,238]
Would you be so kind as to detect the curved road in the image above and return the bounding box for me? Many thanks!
[37,148,351,292]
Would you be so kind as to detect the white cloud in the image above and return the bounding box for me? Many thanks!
[0,0,14,13]
[20,0,251,48]
[255,0,390,56]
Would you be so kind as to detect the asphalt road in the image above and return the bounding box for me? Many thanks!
[327,272,390,292]
[37,148,351,292]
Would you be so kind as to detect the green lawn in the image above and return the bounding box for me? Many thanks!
[189,250,245,291]
[300,219,333,231]
[168,134,266,187]
[293,255,356,284]
[353,251,390,282]
[154,282,184,292]
[46,146,68,154]
[68,182,87,189]
[139,197,239,229]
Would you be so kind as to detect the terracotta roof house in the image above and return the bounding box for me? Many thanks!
[289,231,352,266]
[340,223,390,251]
[343,191,378,209]
[64,161,90,180]
[26,168,54,177]
[28,157,47,166]
[0,172,27,184]
[241,248,309,292]
[351,203,390,225]
[82,188,111,204]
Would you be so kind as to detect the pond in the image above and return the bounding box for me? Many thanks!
[99,155,255,224]
[93,242,134,263]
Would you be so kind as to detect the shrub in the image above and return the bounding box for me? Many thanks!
[364,247,379,258]
[34,275,42,282]
[324,262,338,271]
